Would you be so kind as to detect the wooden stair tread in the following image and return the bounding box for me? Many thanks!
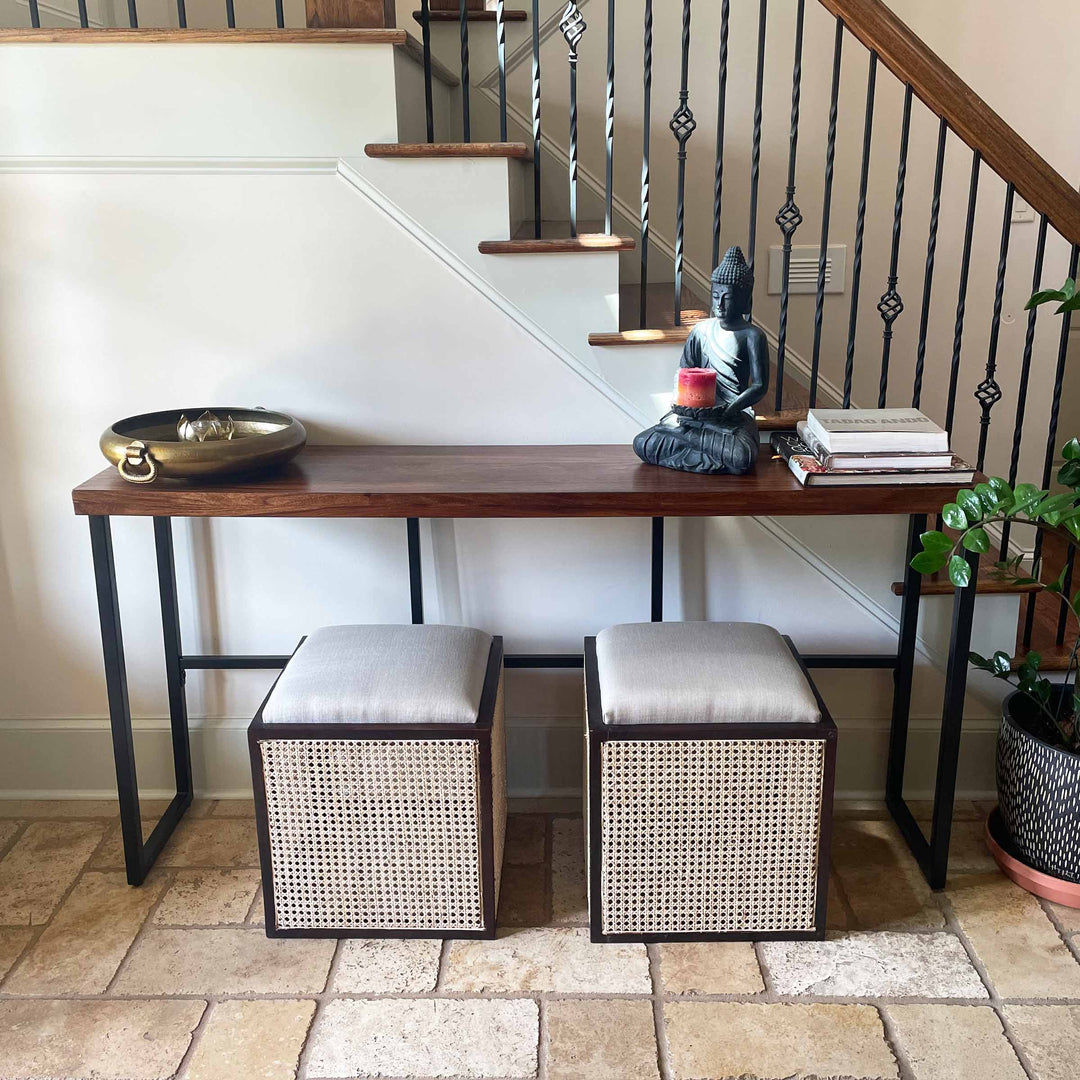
[892,556,1043,597]
[1012,644,1076,672]
[414,9,528,20]
[365,142,530,160]
[479,234,635,254]
[0,28,408,42]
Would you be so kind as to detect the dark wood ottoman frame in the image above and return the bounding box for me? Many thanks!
[249,634,504,939]
[585,634,837,944]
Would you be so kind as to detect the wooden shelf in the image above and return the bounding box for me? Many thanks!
[72,445,981,520]
[479,234,635,254]
[413,9,527,20]
[365,141,530,160]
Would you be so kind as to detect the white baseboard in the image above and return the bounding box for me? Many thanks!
[0,714,998,802]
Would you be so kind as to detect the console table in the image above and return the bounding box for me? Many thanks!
[72,444,978,890]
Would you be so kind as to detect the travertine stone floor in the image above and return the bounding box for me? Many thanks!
[0,798,1078,1079]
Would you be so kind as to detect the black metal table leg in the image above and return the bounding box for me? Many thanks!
[651,517,664,622]
[407,518,424,625]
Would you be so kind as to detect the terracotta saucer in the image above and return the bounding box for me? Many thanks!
[985,807,1080,909]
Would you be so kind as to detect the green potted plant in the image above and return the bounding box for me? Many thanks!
[912,280,1079,904]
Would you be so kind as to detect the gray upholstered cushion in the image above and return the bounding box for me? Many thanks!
[595,621,820,726]
[262,624,493,725]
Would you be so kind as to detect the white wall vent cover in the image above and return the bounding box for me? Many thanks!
[767,244,847,295]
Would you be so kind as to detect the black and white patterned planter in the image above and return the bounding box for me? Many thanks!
[997,690,1080,884]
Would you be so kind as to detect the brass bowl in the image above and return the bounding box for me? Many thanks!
[100,407,306,484]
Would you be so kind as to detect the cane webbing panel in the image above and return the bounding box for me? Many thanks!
[600,738,825,935]
[261,738,484,931]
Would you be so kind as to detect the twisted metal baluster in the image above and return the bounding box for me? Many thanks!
[999,214,1048,558]
[975,182,1015,473]
[810,17,843,408]
[774,0,806,411]
[496,0,508,141]
[670,0,697,325]
[27,0,39,26]
[843,51,877,408]
[604,0,615,235]
[747,0,768,289]
[77,0,88,27]
[420,0,435,143]
[711,0,730,270]
[945,150,981,436]
[127,0,138,27]
[912,117,948,409]
[531,0,542,238]
[177,0,187,27]
[274,0,283,28]
[561,2,587,239]
[639,0,653,327]
[1024,238,1080,648]
[459,0,471,142]
[876,84,913,408]
[225,0,235,27]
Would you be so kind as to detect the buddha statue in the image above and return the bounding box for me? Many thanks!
[633,245,770,475]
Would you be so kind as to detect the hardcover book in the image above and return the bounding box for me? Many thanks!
[804,408,950,454]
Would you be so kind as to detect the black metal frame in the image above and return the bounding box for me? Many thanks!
[248,636,504,939]
[584,635,837,943]
[88,510,973,893]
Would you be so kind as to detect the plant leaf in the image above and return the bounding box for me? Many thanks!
[1010,483,1043,515]
[991,650,1013,675]
[911,550,949,575]
[969,651,991,669]
[920,530,953,554]
[1059,460,1080,489]
[975,482,1008,514]
[1062,438,1080,462]
[1056,293,1080,314]
[962,527,991,553]
[949,554,972,588]
[1025,288,1067,309]
[1026,651,1042,672]
[956,489,984,521]
[1064,279,1078,300]
[942,503,969,531]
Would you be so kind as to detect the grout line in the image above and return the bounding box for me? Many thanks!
[876,1005,918,1080]
[1039,897,1080,965]
[994,1002,1042,1080]
[103,866,177,995]
[433,939,451,992]
[0,819,27,862]
[171,996,214,1080]
[535,995,549,1080]
[647,943,675,1080]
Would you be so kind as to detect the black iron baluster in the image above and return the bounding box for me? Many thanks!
[975,182,1015,473]
[77,0,88,27]
[274,0,283,28]
[774,0,806,412]
[420,0,435,143]
[999,214,1048,558]
[747,0,768,285]
[912,117,948,409]
[561,2,587,239]
[843,50,877,408]
[876,84,913,408]
[531,0,542,238]
[711,0,731,270]
[496,0,508,141]
[604,0,615,235]
[670,0,697,325]
[639,0,653,328]
[945,150,981,437]
[226,0,235,28]
[1024,239,1080,649]
[127,0,138,27]
[459,0,471,142]
[27,0,39,26]
[176,0,187,27]
[810,16,843,409]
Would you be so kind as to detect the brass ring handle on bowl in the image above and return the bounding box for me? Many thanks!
[117,440,158,484]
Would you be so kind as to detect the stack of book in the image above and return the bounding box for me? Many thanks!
[771,408,976,487]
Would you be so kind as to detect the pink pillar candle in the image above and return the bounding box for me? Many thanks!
[674,367,717,408]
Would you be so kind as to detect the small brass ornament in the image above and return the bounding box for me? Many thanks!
[177,410,236,443]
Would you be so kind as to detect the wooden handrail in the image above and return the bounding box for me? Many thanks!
[818,0,1080,248]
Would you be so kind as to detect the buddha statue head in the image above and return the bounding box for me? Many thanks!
[710,245,754,323]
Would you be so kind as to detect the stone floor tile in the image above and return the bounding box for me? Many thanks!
[944,820,998,876]
[832,819,945,929]
[910,800,984,822]
[887,1004,1026,1080]
[0,998,205,1080]
[761,931,988,998]
[657,942,764,995]
[0,820,105,925]
[1045,899,1080,932]
[546,998,659,1080]
[505,813,547,865]
[154,869,261,926]
[0,926,34,981]
[498,863,551,927]
[664,1001,898,1080]
[247,886,265,926]
[332,938,441,993]
[305,998,539,1079]
[551,817,588,926]
[113,928,335,995]
[210,798,255,817]
[1004,1005,1080,1080]
[182,999,315,1080]
[833,799,891,820]
[0,821,18,852]
[948,874,1080,998]
[96,818,258,870]
[443,927,651,993]
[0,799,210,820]
[827,874,856,931]
[5,870,165,995]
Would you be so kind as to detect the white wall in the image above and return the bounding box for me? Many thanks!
[0,37,1024,804]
